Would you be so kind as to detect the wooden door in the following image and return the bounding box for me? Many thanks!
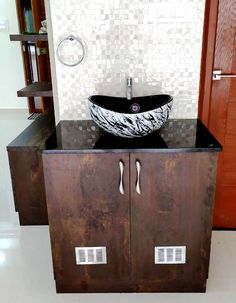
[130,153,217,292]
[199,0,236,228]
[43,153,131,293]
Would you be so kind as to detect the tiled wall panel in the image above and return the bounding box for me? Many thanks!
[49,0,205,120]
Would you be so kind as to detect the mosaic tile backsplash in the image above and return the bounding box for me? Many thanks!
[49,0,205,120]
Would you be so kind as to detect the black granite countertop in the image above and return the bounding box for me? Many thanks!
[7,113,55,150]
[43,119,222,153]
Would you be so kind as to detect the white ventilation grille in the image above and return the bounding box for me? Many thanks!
[75,247,107,265]
[155,246,186,264]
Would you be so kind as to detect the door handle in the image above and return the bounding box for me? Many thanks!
[119,160,125,195]
[136,160,141,195]
[213,70,236,81]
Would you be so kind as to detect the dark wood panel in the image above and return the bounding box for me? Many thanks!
[42,149,219,292]
[7,113,55,225]
[17,81,52,97]
[43,153,130,288]
[10,34,48,41]
[8,149,48,225]
[130,153,217,291]
[56,279,206,293]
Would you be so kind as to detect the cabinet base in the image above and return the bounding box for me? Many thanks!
[55,279,207,293]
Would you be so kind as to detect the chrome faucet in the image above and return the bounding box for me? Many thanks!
[126,77,132,100]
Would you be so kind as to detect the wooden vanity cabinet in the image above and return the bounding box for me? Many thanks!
[43,153,131,292]
[43,150,217,293]
[130,152,217,292]
[7,113,55,225]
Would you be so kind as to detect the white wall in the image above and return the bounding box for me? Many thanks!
[47,0,205,121]
[45,0,60,123]
[0,1,27,109]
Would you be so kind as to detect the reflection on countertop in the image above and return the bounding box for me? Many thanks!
[44,119,222,153]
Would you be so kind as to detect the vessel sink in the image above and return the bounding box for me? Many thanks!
[88,94,173,138]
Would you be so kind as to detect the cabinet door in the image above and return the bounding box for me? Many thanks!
[43,153,130,292]
[130,152,217,292]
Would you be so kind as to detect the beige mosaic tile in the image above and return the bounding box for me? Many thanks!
[49,0,205,120]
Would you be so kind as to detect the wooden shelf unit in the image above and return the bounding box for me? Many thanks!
[12,0,53,114]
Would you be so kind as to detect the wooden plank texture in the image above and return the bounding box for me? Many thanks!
[17,81,52,97]
[130,152,218,292]
[199,0,236,228]
[8,149,48,225]
[43,153,131,292]
[7,113,55,225]
[42,151,218,292]
[198,0,219,124]
[10,34,48,41]
[209,0,236,227]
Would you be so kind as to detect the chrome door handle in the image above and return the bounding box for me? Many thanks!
[213,70,236,80]
[136,160,141,195]
[119,161,125,195]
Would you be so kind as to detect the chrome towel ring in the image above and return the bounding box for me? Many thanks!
[57,34,86,67]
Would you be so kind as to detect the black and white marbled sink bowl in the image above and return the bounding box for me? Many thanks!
[88,94,173,138]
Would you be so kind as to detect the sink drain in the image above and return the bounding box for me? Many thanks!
[130,103,140,113]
